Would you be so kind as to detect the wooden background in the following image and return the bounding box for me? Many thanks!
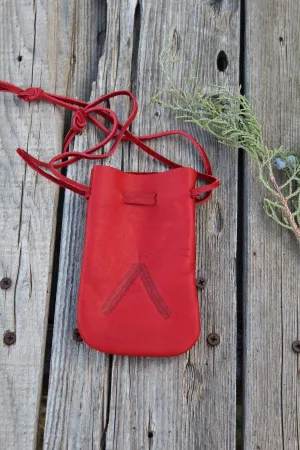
[0,0,299,449]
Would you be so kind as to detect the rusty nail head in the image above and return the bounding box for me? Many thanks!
[4,330,16,346]
[292,340,300,353]
[196,276,207,289]
[207,333,220,346]
[0,277,12,290]
[73,328,83,343]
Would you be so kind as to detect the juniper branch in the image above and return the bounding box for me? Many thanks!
[152,51,300,244]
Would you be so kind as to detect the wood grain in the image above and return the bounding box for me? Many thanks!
[43,2,113,449]
[0,1,68,449]
[244,1,300,449]
[107,1,239,449]
[44,0,240,449]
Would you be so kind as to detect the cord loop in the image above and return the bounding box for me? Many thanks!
[0,80,220,202]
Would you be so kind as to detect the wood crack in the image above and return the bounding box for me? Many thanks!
[100,354,113,449]
[31,1,37,86]
[127,0,141,170]
[12,247,22,330]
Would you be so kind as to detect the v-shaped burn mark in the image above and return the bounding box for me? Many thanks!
[101,263,172,319]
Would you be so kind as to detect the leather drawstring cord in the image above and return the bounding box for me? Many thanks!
[0,80,220,202]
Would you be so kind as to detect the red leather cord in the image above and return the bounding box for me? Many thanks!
[0,80,220,203]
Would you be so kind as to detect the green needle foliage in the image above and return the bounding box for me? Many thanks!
[152,49,300,243]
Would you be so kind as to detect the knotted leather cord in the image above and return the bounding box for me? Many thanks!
[0,80,220,203]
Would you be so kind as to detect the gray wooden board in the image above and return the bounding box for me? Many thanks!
[0,1,69,449]
[244,1,300,449]
[108,1,239,449]
[44,0,240,449]
[43,1,114,449]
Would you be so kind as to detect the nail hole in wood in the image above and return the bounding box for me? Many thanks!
[148,431,154,438]
[17,55,23,62]
[279,36,284,43]
[217,50,228,72]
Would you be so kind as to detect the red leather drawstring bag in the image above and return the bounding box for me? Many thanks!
[0,81,220,357]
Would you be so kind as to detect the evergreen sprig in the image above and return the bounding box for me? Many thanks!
[152,49,300,243]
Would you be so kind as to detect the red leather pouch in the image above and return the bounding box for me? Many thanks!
[78,165,201,356]
[1,81,219,357]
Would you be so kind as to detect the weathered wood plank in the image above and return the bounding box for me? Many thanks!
[0,1,69,449]
[43,2,113,449]
[244,1,300,449]
[45,0,240,449]
[106,1,240,449]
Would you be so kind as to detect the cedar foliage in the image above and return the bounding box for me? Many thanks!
[153,49,300,243]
